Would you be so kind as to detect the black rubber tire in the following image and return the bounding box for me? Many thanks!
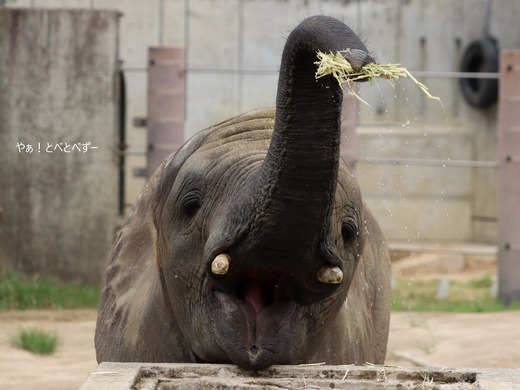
[459,36,499,108]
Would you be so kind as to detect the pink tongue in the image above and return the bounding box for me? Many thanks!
[244,280,263,314]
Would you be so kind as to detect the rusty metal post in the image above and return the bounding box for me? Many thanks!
[147,47,185,176]
[340,90,358,173]
[497,50,520,304]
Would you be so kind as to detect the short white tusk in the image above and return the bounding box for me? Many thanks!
[211,253,231,275]
[316,266,343,284]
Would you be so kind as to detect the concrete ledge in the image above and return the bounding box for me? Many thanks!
[81,362,520,389]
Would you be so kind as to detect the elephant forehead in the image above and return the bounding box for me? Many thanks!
[181,113,274,176]
[178,140,267,189]
[201,129,271,162]
[203,118,274,155]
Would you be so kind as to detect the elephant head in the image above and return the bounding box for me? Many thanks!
[95,15,390,371]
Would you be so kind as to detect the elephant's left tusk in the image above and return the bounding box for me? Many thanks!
[316,266,343,284]
[211,254,231,275]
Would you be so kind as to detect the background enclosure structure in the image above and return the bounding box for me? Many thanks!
[3,0,520,282]
[0,9,120,282]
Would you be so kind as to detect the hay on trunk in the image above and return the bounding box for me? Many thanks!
[315,50,442,107]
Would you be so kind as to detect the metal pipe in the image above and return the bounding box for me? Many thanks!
[186,67,500,79]
[185,68,500,79]
[121,66,500,79]
[388,243,498,256]
[410,70,499,79]
[121,67,147,73]
[118,155,501,168]
[187,66,278,75]
[357,157,498,168]
[185,67,501,79]
[116,151,147,156]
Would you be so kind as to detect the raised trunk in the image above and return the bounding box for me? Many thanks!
[251,16,370,260]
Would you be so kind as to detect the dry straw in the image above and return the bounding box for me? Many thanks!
[315,50,442,107]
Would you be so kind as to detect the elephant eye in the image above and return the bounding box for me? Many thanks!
[341,220,358,243]
[181,196,202,219]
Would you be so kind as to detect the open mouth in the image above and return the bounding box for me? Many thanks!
[209,265,328,370]
[234,269,288,314]
[210,259,337,313]
[210,267,303,369]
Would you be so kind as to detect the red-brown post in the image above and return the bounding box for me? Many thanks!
[147,47,185,176]
[497,50,520,304]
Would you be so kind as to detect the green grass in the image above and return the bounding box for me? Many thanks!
[11,327,59,355]
[2,267,519,314]
[392,275,520,312]
[0,268,100,310]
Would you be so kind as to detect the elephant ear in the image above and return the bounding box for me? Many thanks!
[95,129,212,362]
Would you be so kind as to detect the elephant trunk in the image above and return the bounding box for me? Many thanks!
[251,16,371,261]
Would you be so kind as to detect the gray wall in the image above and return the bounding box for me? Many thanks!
[352,0,519,244]
[5,0,520,245]
[0,9,120,282]
[180,0,518,244]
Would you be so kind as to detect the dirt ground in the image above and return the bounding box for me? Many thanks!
[1,252,519,390]
[1,310,519,389]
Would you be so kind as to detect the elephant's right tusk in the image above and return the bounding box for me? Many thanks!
[211,254,231,275]
[316,265,343,284]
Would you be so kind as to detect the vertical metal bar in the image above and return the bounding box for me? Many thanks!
[147,47,186,176]
[237,0,244,114]
[158,0,165,45]
[356,0,362,34]
[418,37,427,119]
[498,50,520,304]
[118,70,126,216]
[184,0,190,122]
[393,0,402,123]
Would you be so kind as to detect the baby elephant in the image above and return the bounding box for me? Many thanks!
[95,15,391,371]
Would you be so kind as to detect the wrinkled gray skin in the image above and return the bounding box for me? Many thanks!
[95,15,391,371]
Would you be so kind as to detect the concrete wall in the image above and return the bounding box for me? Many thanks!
[352,0,519,243]
[358,125,474,242]
[5,0,520,245]
[0,9,120,282]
